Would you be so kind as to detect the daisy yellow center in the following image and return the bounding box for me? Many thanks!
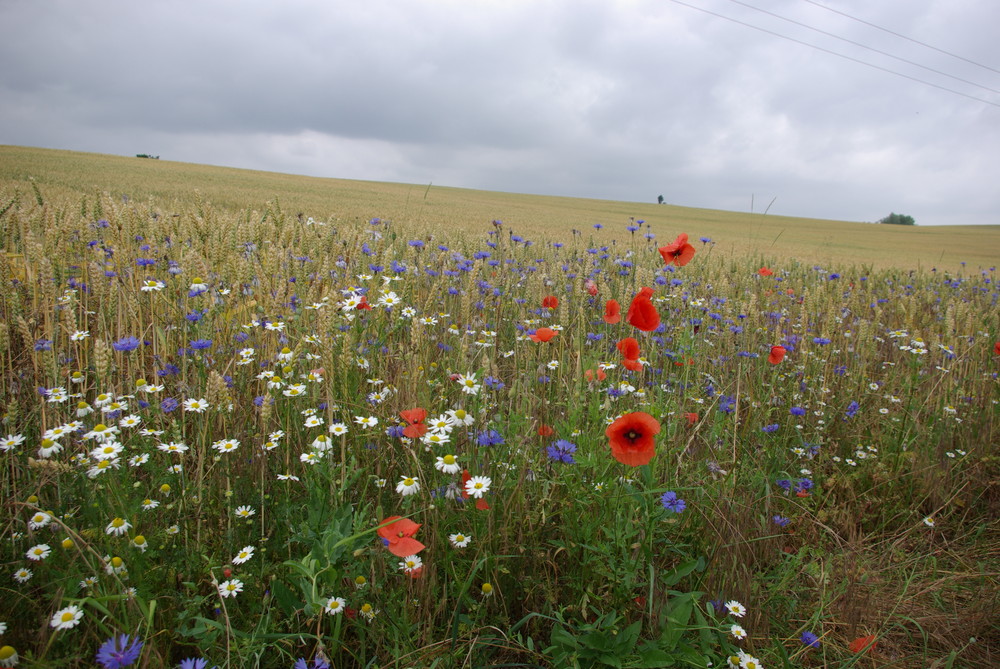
[403,478,415,486]
[136,378,146,387]
[111,557,123,568]
[355,576,366,585]
[94,424,107,432]
[239,551,249,558]
[112,518,125,527]
[454,410,466,420]
[192,277,203,283]
[134,535,146,545]
[455,534,465,542]
[61,611,75,622]
[41,439,54,448]
[281,347,291,354]
[361,603,373,613]
[330,600,341,609]
[62,538,73,549]
[143,499,152,505]
[474,482,484,490]
[443,455,456,465]
[160,484,171,493]
[226,584,238,591]
[78,401,89,409]
[406,560,417,568]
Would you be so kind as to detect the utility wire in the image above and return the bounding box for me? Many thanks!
[666,0,1000,108]
[725,0,1000,95]
[798,0,1000,75]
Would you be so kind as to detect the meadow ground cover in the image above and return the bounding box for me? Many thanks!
[0,185,997,668]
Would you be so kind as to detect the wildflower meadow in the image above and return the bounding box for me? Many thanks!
[0,176,998,668]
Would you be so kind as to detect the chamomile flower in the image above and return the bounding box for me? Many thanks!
[218,579,244,598]
[232,546,255,564]
[396,476,420,496]
[435,454,462,475]
[464,476,491,498]
[730,624,747,640]
[26,544,52,561]
[923,516,936,527]
[13,568,33,583]
[398,555,423,574]
[105,517,131,536]
[234,506,256,519]
[28,512,53,530]
[183,398,209,413]
[141,498,159,511]
[49,605,84,630]
[0,434,24,452]
[445,408,475,426]
[724,600,747,618]
[212,438,241,454]
[324,596,346,615]
[158,441,189,454]
[304,415,324,428]
[118,414,142,429]
[131,535,148,552]
[354,415,378,428]
[456,373,481,395]
[328,422,349,436]
[140,279,165,292]
[71,330,90,341]
[448,533,472,548]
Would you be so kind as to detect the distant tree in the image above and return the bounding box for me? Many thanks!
[878,212,915,226]
[657,194,664,204]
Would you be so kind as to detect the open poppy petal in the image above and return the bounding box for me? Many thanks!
[528,327,557,343]
[377,516,421,541]
[399,408,427,425]
[604,299,621,324]
[402,423,428,438]
[658,233,696,267]
[606,411,661,466]
[541,295,559,309]
[623,358,642,371]
[387,536,426,557]
[626,288,660,332]
[768,345,786,364]
[617,337,641,360]
[848,635,877,654]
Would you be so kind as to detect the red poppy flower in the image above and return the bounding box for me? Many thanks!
[994,341,1000,355]
[541,295,559,309]
[356,296,372,310]
[683,412,698,426]
[605,411,661,466]
[585,279,599,296]
[622,358,642,371]
[626,287,660,332]
[528,327,557,342]
[399,408,428,438]
[658,233,696,267]
[377,516,425,557]
[617,337,641,360]
[584,368,607,382]
[537,424,555,437]
[757,267,773,276]
[604,299,621,324]
[461,470,490,510]
[848,635,877,654]
[768,345,786,364]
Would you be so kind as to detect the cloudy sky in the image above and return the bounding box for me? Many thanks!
[2,0,998,226]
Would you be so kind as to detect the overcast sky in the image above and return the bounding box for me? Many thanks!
[2,0,998,226]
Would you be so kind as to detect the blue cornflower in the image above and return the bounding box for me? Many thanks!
[179,659,218,669]
[408,240,425,249]
[34,339,53,351]
[476,429,505,447]
[761,423,780,433]
[546,440,577,464]
[790,406,806,416]
[593,224,603,229]
[812,337,831,345]
[773,515,791,527]
[795,478,813,493]
[112,336,141,352]
[775,479,792,491]
[484,376,504,390]
[160,397,179,413]
[294,658,331,669]
[135,258,156,267]
[190,339,213,350]
[800,631,820,648]
[660,491,686,513]
[845,401,859,418]
[96,634,143,668]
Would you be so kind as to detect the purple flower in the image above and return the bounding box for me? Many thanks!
[812,337,831,345]
[476,429,505,447]
[761,423,780,433]
[190,339,213,350]
[660,491,686,513]
[546,440,577,464]
[800,631,820,648]
[844,401,859,418]
[112,336,141,352]
[160,397,179,413]
[34,339,53,351]
[294,659,330,669]
[773,515,790,527]
[95,634,143,668]
[790,406,806,416]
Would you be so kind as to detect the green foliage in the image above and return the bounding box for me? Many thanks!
[878,212,916,225]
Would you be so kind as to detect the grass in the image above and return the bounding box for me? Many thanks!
[2,144,999,274]
[0,146,997,668]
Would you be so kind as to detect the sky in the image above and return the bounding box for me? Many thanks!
[2,0,998,227]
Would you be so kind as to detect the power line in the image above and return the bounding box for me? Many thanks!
[665,0,1000,108]
[797,0,1000,76]
[724,0,1000,95]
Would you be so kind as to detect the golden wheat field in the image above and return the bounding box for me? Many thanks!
[2,145,997,274]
